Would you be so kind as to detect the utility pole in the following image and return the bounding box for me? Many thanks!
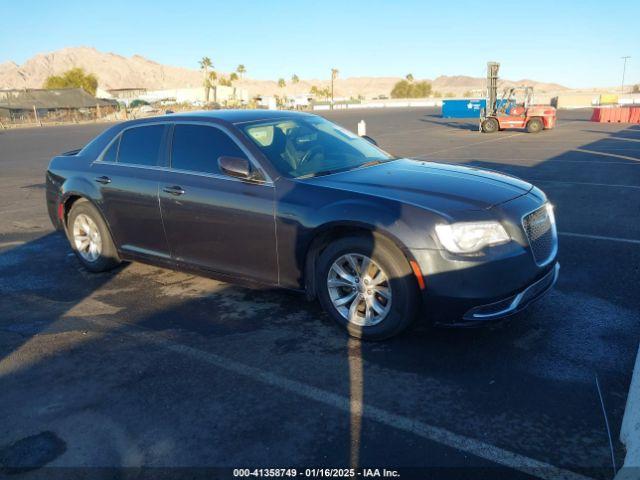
[330,68,338,110]
[621,56,631,93]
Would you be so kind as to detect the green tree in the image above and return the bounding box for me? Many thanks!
[43,68,98,96]
[633,84,640,93]
[278,78,286,88]
[310,85,319,96]
[291,74,299,84]
[406,73,414,82]
[237,64,246,79]
[230,72,239,81]
[390,80,432,98]
[463,90,473,97]
[391,80,410,98]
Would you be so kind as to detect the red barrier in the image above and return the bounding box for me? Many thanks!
[590,106,639,123]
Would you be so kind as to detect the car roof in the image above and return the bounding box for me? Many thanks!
[164,109,317,125]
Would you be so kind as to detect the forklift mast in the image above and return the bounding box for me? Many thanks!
[486,61,500,117]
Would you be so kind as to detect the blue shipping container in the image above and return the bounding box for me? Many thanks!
[441,99,511,118]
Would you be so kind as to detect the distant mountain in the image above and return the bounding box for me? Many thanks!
[431,75,567,93]
[0,47,202,91]
[0,47,568,98]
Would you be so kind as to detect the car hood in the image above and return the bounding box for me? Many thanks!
[304,158,533,212]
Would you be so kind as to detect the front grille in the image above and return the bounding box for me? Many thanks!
[522,204,557,266]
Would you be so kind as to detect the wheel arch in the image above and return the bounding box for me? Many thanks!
[303,221,419,300]
[60,191,119,251]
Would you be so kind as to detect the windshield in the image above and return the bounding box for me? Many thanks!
[241,117,395,178]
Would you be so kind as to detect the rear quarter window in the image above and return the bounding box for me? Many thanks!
[101,137,120,163]
[117,125,165,166]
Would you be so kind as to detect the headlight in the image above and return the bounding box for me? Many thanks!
[435,221,510,254]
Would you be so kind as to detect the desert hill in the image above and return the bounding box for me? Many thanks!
[0,46,568,98]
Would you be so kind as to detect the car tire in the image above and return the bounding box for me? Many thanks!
[66,199,121,273]
[316,235,419,340]
[526,117,544,133]
[481,117,499,133]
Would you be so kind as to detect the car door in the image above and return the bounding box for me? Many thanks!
[91,123,171,260]
[159,122,277,284]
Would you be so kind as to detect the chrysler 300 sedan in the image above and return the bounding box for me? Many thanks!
[46,110,559,339]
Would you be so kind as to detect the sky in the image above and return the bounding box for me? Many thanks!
[1,0,639,88]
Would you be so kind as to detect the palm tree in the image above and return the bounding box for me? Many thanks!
[237,64,246,80]
[291,74,299,84]
[406,73,414,82]
[230,72,238,82]
[199,57,213,102]
[278,78,286,88]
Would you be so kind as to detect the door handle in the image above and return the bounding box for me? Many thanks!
[163,185,185,196]
[94,176,111,184]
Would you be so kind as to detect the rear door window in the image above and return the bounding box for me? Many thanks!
[117,125,165,166]
[171,124,247,174]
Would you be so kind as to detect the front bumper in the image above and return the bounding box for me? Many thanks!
[461,262,559,323]
[409,190,558,326]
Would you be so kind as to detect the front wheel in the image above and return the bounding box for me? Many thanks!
[526,117,544,133]
[481,117,499,133]
[316,235,419,340]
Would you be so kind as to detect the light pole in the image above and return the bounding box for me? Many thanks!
[331,68,338,110]
[621,56,631,93]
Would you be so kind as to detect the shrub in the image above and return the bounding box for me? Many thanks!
[390,80,432,98]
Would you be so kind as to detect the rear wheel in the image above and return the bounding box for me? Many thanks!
[526,117,544,133]
[481,117,499,133]
[316,235,418,340]
[67,199,121,272]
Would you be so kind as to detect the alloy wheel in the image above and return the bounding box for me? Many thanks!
[72,214,102,262]
[327,253,392,326]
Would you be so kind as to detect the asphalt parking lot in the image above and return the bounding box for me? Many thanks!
[1,108,639,479]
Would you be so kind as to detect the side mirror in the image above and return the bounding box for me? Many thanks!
[218,156,252,179]
[361,135,378,146]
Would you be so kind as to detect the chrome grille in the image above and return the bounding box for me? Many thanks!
[522,204,557,266]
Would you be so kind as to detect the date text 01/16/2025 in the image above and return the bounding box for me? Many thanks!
[233,468,400,478]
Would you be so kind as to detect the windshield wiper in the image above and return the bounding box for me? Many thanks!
[296,158,399,179]
[356,157,399,169]
[296,168,346,179]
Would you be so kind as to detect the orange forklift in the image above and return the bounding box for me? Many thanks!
[480,62,556,133]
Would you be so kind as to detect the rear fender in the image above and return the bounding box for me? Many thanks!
[59,177,105,228]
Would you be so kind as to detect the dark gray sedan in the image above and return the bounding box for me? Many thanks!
[46,110,558,339]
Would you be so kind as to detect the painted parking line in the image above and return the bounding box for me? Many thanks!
[610,136,640,144]
[415,156,640,166]
[529,180,640,190]
[575,149,640,162]
[0,241,26,249]
[559,232,640,245]
[416,133,524,157]
[84,316,595,480]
